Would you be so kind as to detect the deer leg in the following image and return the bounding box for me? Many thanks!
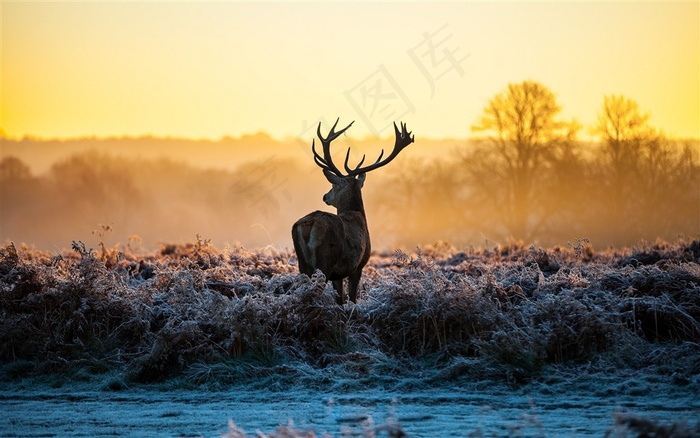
[332,279,345,305]
[348,272,361,304]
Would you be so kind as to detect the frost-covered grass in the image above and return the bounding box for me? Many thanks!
[2,238,698,388]
[1,239,700,436]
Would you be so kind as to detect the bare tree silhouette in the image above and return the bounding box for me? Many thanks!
[465,81,579,242]
[1,156,39,219]
[591,95,699,245]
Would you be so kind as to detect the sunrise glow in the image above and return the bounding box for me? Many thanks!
[3,1,698,140]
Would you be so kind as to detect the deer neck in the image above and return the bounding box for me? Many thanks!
[336,192,366,217]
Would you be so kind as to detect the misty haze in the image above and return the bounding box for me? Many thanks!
[2,121,697,253]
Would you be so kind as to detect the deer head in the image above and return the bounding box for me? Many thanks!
[322,169,366,212]
[312,118,413,213]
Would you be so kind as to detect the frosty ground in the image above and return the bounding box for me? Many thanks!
[2,372,699,437]
[1,239,699,436]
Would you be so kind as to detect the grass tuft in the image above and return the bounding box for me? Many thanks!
[1,239,699,387]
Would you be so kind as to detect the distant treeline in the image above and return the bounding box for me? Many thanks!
[1,151,315,250]
[1,140,696,251]
[1,82,698,250]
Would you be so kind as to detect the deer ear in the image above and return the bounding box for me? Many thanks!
[323,169,342,185]
[356,172,366,187]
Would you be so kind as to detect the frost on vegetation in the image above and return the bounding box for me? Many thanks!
[0,238,699,387]
[221,416,408,438]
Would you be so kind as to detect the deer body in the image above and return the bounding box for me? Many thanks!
[293,171,371,304]
[292,119,413,304]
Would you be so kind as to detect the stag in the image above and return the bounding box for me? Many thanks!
[292,118,414,304]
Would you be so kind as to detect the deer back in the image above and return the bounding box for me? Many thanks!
[292,209,370,280]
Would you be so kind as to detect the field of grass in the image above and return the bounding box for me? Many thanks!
[1,238,699,436]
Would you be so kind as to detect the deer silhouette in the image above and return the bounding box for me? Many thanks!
[292,118,414,304]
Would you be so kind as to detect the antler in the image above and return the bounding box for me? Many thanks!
[312,119,414,177]
[312,118,354,176]
[344,122,414,177]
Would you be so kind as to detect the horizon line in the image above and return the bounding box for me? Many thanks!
[3,131,700,144]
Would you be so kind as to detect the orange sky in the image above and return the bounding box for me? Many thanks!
[2,1,699,140]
